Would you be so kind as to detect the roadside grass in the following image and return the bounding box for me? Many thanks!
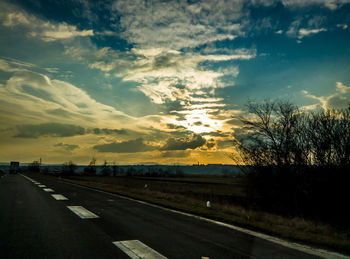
[31,173,350,254]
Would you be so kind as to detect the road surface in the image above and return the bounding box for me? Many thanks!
[0,173,327,258]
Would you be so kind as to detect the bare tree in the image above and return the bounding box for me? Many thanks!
[101,160,111,176]
[232,100,350,219]
[62,161,76,176]
[234,100,307,168]
[306,107,350,167]
[84,157,96,175]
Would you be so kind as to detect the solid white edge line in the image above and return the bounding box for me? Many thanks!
[59,179,348,259]
[67,206,99,219]
[113,240,167,259]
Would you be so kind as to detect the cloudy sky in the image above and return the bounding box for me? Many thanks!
[0,0,349,165]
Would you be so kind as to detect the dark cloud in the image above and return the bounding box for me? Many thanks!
[166,123,187,130]
[92,128,127,135]
[54,142,79,151]
[13,123,134,138]
[225,118,243,126]
[217,139,236,149]
[232,127,249,139]
[144,127,197,147]
[208,110,220,116]
[193,121,203,126]
[163,100,188,114]
[76,103,88,108]
[206,142,215,149]
[21,85,56,103]
[153,54,177,69]
[327,95,350,109]
[175,114,187,121]
[201,130,229,137]
[206,138,216,149]
[161,150,191,158]
[160,134,206,151]
[46,108,74,118]
[14,123,85,138]
[93,138,157,153]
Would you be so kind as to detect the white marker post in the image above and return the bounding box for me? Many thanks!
[206,201,211,208]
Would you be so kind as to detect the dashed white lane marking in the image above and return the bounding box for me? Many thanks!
[113,240,167,259]
[43,188,54,192]
[38,185,46,187]
[67,206,99,219]
[34,182,40,184]
[51,194,68,200]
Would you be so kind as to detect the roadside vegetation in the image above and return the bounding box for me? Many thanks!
[25,100,350,254]
[231,100,350,227]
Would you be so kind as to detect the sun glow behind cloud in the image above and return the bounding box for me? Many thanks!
[171,109,223,134]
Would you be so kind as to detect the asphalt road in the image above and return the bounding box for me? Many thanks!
[0,173,322,259]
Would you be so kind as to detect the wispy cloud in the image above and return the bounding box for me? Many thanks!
[35,23,94,42]
[297,27,327,39]
[54,142,79,151]
[302,82,350,109]
[336,23,348,29]
[111,0,245,50]
[93,138,157,153]
[160,134,206,151]
[2,11,30,27]
[14,123,85,138]
[1,4,94,41]
[286,16,328,40]
[83,46,254,104]
[0,57,36,72]
[0,61,144,129]
[281,0,350,10]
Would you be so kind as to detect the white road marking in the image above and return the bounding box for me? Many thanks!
[113,240,167,259]
[51,194,68,200]
[20,174,33,181]
[67,206,99,219]
[60,180,348,259]
[34,182,40,184]
[38,185,46,187]
[43,188,54,192]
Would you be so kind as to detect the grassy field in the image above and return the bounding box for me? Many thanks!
[33,173,350,254]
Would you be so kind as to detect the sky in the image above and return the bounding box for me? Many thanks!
[0,0,350,165]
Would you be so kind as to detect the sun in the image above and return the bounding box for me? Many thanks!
[173,108,222,134]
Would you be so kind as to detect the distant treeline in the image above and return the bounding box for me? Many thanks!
[81,163,186,177]
[233,100,350,227]
[25,162,240,177]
